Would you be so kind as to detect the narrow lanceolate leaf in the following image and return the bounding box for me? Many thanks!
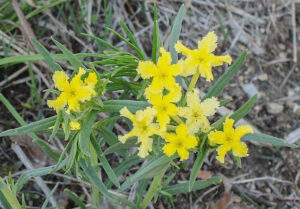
[151,1,162,63]
[0,177,22,209]
[118,155,170,192]
[120,21,146,60]
[230,94,258,122]
[204,51,247,100]
[105,156,143,189]
[31,38,62,71]
[78,159,117,204]
[162,176,221,195]
[97,126,119,146]
[90,135,120,188]
[41,183,59,209]
[81,33,120,51]
[51,38,84,71]
[242,133,297,148]
[189,147,210,191]
[0,116,57,137]
[102,100,150,113]
[49,111,62,141]
[169,4,185,63]
[0,93,60,161]
[103,138,136,155]
[79,110,98,156]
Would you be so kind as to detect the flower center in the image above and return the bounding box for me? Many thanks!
[70,90,76,96]
[176,140,183,147]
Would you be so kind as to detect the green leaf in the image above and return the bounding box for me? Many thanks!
[140,166,168,209]
[234,156,242,168]
[65,135,79,172]
[0,177,21,209]
[189,148,210,191]
[151,1,162,63]
[106,27,144,60]
[230,94,257,122]
[51,38,84,71]
[49,111,62,141]
[105,156,142,189]
[204,51,247,100]
[120,21,145,60]
[103,138,136,155]
[97,126,119,146]
[78,159,117,204]
[41,183,59,209]
[162,176,221,195]
[0,116,57,137]
[31,38,62,71]
[90,135,120,188]
[242,133,297,148]
[102,100,150,113]
[81,33,119,51]
[118,155,170,192]
[0,93,60,161]
[64,189,87,209]
[79,110,98,156]
[169,4,185,63]
[16,162,67,193]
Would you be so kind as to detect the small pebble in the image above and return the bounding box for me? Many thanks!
[242,83,260,98]
[285,100,294,109]
[266,102,284,114]
[258,73,268,81]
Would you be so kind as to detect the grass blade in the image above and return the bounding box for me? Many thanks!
[230,94,257,122]
[51,38,84,71]
[41,183,59,209]
[90,135,120,188]
[242,133,297,148]
[31,38,62,71]
[0,116,57,137]
[162,176,221,195]
[79,110,98,156]
[169,4,185,63]
[189,147,210,191]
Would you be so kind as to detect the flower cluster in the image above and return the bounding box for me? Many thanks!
[118,32,252,162]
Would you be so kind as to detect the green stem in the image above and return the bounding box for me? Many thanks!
[89,136,100,208]
[140,165,169,209]
[171,115,183,124]
[187,66,200,92]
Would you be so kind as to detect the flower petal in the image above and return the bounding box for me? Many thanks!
[201,97,219,116]
[136,61,157,79]
[208,130,226,146]
[216,143,231,163]
[163,143,177,157]
[53,71,69,91]
[232,141,248,157]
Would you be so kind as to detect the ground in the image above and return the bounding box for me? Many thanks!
[0,0,299,208]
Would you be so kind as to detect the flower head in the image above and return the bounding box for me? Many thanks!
[179,88,219,134]
[136,47,181,93]
[47,68,97,113]
[146,84,181,131]
[208,118,253,163]
[175,31,232,81]
[62,121,81,131]
[119,107,160,158]
[163,124,197,160]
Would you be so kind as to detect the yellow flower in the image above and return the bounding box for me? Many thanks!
[62,121,81,131]
[175,31,232,81]
[136,47,181,93]
[47,68,97,113]
[119,107,160,158]
[163,124,197,161]
[146,85,181,131]
[179,88,219,134]
[208,118,253,163]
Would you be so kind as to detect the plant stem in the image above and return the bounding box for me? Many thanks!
[187,66,200,92]
[140,165,169,209]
